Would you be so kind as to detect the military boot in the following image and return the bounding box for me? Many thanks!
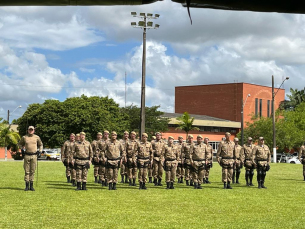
[121,175,124,183]
[67,176,71,183]
[113,183,117,190]
[153,178,158,186]
[245,172,249,186]
[82,182,87,190]
[24,182,29,191]
[142,182,147,190]
[98,177,102,184]
[232,171,236,184]
[203,178,206,184]
[170,182,175,189]
[125,175,129,183]
[108,183,112,190]
[227,182,232,189]
[186,180,189,186]
[197,183,202,189]
[139,182,143,190]
[194,182,198,189]
[157,179,163,186]
[71,179,76,187]
[30,181,35,191]
[76,182,81,191]
[181,177,184,183]
[94,176,98,183]
[149,177,153,183]
[133,178,136,186]
[166,182,170,189]
[105,179,108,186]
[249,173,254,186]
[205,178,211,184]
[190,180,194,186]
[236,172,240,184]
[129,179,132,186]
[258,181,262,189]
[261,175,267,188]
[223,182,227,189]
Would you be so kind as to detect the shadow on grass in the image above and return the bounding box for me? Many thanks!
[0,187,24,191]
[46,187,76,190]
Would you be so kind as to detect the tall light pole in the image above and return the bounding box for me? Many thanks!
[272,75,289,163]
[131,12,160,138]
[241,94,251,146]
[5,105,22,161]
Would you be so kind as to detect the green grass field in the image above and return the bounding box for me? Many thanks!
[0,161,304,229]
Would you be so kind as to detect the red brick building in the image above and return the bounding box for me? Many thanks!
[175,83,285,124]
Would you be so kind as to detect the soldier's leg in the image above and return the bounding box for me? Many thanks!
[75,165,82,190]
[232,164,236,184]
[197,166,204,189]
[176,166,181,182]
[23,156,30,191]
[142,166,148,189]
[120,163,125,183]
[192,164,198,189]
[94,165,99,183]
[222,167,227,189]
[82,167,88,190]
[257,167,262,189]
[138,166,143,189]
[227,166,233,189]
[245,169,250,186]
[148,167,153,183]
[236,166,241,184]
[261,170,267,189]
[71,168,76,186]
[249,169,254,186]
[185,166,190,185]
[66,166,71,183]
[112,165,118,190]
[153,161,158,185]
[157,161,163,186]
[29,156,37,191]
[205,167,211,183]
[165,163,170,189]
[132,166,137,186]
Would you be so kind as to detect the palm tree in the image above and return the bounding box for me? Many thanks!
[175,112,199,138]
[0,125,21,159]
[280,87,305,110]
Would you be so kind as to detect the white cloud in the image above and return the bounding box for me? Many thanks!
[80,67,95,73]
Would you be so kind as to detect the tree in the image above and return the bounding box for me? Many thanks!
[175,112,199,138]
[121,105,169,139]
[280,87,305,110]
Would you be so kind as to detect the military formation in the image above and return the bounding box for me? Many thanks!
[19,126,305,191]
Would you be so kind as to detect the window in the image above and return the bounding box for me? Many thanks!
[259,99,262,118]
[255,98,258,116]
[267,100,270,117]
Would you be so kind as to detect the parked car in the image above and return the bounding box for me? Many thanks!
[287,157,301,164]
[39,150,61,160]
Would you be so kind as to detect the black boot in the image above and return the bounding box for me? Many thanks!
[139,182,143,190]
[166,182,170,189]
[67,176,71,183]
[30,181,35,191]
[181,177,184,183]
[197,183,202,189]
[257,173,261,189]
[170,182,174,189]
[98,177,102,184]
[105,179,108,186]
[258,181,262,189]
[121,175,124,183]
[133,178,136,186]
[125,175,129,183]
[205,178,211,184]
[245,172,249,186]
[232,171,236,184]
[194,182,198,189]
[153,178,157,186]
[158,179,163,186]
[129,179,132,186]
[186,180,189,186]
[101,181,105,187]
[94,176,98,183]
[82,182,87,190]
[113,183,117,190]
[261,174,267,189]
[149,177,153,183]
[71,179,76,187]
[76,182,81,191]
[227,181,232,189]
[236,172,240,184]
[223,182,227,189]
[190,180,194,186]
[24,182,29,191]
[203,178,206,184]
[109,183,112,190]
[142,182,147,190]
[249,172,254,186]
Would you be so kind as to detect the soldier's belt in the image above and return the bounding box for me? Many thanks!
[137,157,150,160]
[256,159,267,161]
[75,157,90,160]
[127,156,135,159]
[25,152,37,155]
[245,159,252,161]
[154,154,161,157]
[184,157,190,159]
[165,158,176,161]
[193,159,206,161]
[107,157,121,161]
[222,157,234,159]
[236,158,240,160]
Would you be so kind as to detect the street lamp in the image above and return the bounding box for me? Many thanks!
[131,12,160,138]
[5,105,22,161]
[241,94,251,146]
[272,75,289,163]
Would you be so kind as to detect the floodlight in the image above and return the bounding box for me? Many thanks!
[286,76,289,80]
[155,14,160,18]
[147,21,153,27]
[138,21,145,26]
[140,13,145,16]
[131,22,136,26]
[155,24,160,28]
[131,12,137,16]
[147,13,153,17]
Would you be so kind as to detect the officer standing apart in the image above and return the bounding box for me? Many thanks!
[120,131,129,183]
[19,126,43,191]
[91,132,102,183]
[252,137,271,189]
[182,135,195,186]
[190,135,207,189]
[298,142,305,181]
[152,132,165,186]
[176,136,184,184]
[216,132,236,189]
[72,132,93,191]
[204,137,213,184]
[103,131,125,190]
[136,133,153,190]
[61,133,75,184]
[241,137,255,186]
[233,138,243,184]
[125,131,138,186]
[163,136,179,189]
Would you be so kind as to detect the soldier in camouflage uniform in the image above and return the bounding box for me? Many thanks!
[298,143,305,181]
[163,136,179,189]
[176,136,184,183]
[120,131,129,183]
[190,135,207,189]
[97,130,110,186]
[216,132,236,189]
[136,133,153,190]
[72,132,93,191]
[19,126,43,191]
[61,133,75,184]
[241,137,255,186]
[91,132,102,183]
[232,138,243,184]
[149,136,156,183]
[252,137,271,189]
[182,135,194,186]
[152,132,165,186]
[125,131,138,186]
[103,131,125,190]
[204,137,213,184]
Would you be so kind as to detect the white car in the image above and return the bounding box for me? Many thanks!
[287,157,301,164]
[39,150,61,160]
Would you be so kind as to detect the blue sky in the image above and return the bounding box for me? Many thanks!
[0,1,303,121]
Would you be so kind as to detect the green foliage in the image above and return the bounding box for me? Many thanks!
[175,112,199,138]
[17,95,129,148]
[0,121,21,154]
[121,105,169,138]
[280,87,305,110]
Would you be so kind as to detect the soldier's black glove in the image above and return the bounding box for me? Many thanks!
[85,162,90,169]
[36,151,41,158]
[21,149,25,157]
[266,164,270,171]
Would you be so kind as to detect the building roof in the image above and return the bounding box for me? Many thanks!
[161,113,241,128]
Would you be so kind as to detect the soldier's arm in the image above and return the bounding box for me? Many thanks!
[189,145,194,164]
[267,147,271,164]
[149,144,153,162]
[71,144,76,164]
[252,147,257,164]
[120,143,126,159]
[216,142,222,162]
[61,142,67,160]
[89,144,93,161]
[37,136,43,152]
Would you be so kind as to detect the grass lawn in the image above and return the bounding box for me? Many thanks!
[0,161,304,229]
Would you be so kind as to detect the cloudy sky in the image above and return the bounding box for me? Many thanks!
[0,0,303,122]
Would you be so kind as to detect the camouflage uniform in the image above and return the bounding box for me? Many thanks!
[136,137,153,189]
[241,141,255,186]
[19,129,43,191]
[72,136,93,190]
[97,138,109,186]
[190,140,207,189]
[62,139,76,185]
[216,138,236,189]
[125,139,138,186]
[204,142,213,184]
[252,138,271,189]
[104,138,125,190]
[298,144,305,181]
[182,140,194,186]
[233,143,243,184]
[176,140,185,183]
[152,139,165,186]
[163,140,179,189]
[120,138,129,183]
